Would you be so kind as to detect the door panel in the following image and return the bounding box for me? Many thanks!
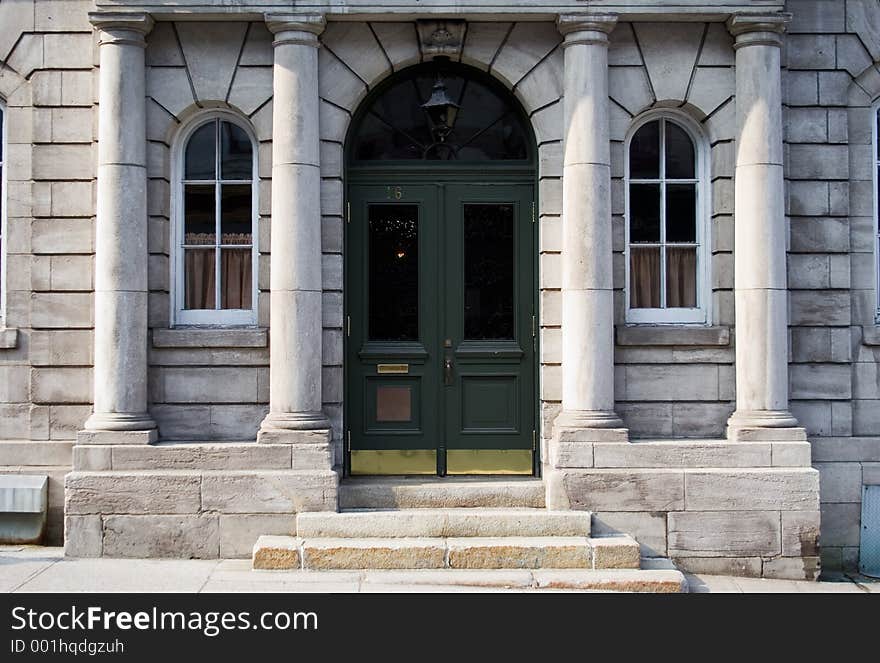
[442,185,535,474]
[346,181,535,476]
[348,185,439,475]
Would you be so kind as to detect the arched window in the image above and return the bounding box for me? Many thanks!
[349,61,531,162]
[625,114,709,324]
[174,114,257,325]
[0,100,6,324]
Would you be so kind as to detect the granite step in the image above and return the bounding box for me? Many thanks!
[339,477,545,509]
[296,508,592,538]
[252,533,640,571]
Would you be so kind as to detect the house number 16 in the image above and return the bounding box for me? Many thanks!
[386,186,403,200]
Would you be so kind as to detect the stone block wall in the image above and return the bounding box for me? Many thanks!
[0,0,96,544]
[143,21,274,443]
[783,0,880,571]
[606,22,737,439]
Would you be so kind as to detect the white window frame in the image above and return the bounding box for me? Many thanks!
[171,110,259,327]
[624,110,711,325]
[0,99,7,326]
[873,101,880,323]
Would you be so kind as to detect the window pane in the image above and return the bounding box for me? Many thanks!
[369,204,419,341]
[220,184,252,244]
[220,122,253,180]
[184,184,216,245]
[630,247,661,308]
[185,122,215,180]
[629,183,661,243]
[665,122,695,179]
[666,247,697,308]
[666,184,697,242]
[220,248,253,310]
[629,121,660,179]
[464,203,515,340]
[184,248,216,309]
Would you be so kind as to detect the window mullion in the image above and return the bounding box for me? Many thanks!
[659,119,667,309]
[215,119,222,311]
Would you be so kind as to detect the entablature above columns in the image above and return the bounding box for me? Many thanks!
[93,1,785,23]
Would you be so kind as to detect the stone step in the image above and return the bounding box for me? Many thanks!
[248,562,686,593]
[296,508,591,538]
[339,477,545,509]
[252,533,640,571]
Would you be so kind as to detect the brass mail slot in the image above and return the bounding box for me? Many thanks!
[377,363,409,374]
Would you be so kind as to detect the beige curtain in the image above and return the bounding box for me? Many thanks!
[630,248,660,308]
[185,250,216,309]
[185,247,252,310]
[666,247,697,308]
[221,250,253,309]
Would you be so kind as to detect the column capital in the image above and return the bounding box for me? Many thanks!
[557,13,618,46]
[89,12,154,45]
[265,13,326,45]
[727,13,790,48]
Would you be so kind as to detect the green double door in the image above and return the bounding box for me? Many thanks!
[346,180,537,476]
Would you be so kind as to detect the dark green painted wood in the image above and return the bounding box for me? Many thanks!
[345,180,536,475]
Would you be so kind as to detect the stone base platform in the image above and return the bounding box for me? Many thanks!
[544,438,821,581]
[63,441,339,558]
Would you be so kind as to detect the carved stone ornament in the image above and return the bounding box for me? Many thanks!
[417,19,466,58]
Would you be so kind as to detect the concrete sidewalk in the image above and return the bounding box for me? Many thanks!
[1,546,876,593]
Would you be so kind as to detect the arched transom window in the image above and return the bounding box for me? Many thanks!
[350,62,531,162]
[626,115,708,324]
[175,115,257,325]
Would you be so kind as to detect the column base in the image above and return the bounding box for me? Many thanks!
[726,410,806,441]
[259,411,330,432]
[80,413,157,444]
[554,409,626,431]
[77,429,157,445]
[550,410,629,470]
[258,419,333,470]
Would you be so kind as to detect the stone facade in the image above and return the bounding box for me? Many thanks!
[0,0,876,578]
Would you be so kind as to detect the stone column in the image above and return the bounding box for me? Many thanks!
[553,14,627,445]
[726,14,804,441]
[546,14,626,509]
[258,14,332,456]
[81,12,156,444]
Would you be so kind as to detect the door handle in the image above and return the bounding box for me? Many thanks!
[444,357,454,386]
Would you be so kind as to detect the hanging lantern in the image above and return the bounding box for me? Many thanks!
[421,71,460,144]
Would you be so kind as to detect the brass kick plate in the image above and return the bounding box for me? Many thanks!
[446,449,533,475]
[377,364,409,374]
[350,450,436,475]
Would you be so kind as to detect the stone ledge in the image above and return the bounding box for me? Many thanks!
[0,328,19,349]
[0,441,73,466]
[152,328,268,349]
[615,325,730,347]
[862,325,880,346]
